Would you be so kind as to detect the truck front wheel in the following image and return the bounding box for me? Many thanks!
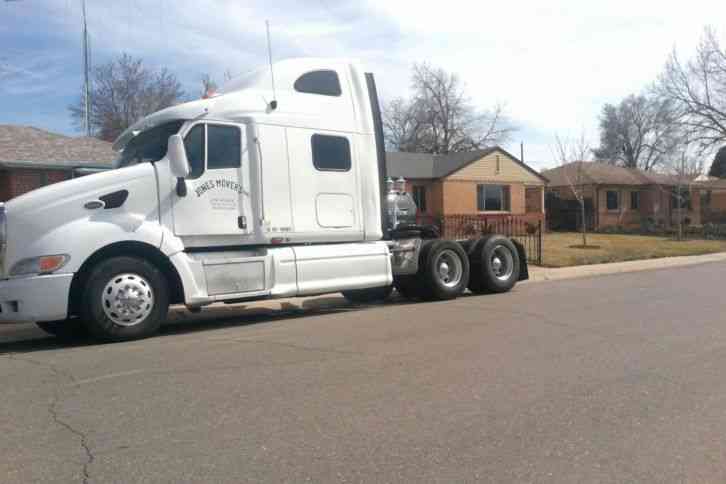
[80,256,169,341]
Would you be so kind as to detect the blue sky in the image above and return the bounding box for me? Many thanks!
[1,0,723,169]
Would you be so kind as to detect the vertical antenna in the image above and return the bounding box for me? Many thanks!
[265,20,277,110]
[81,0,91,136]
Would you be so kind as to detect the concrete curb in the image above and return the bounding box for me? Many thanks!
[527,252,726,283]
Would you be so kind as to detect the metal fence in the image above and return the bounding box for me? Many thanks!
[417,214,543,265]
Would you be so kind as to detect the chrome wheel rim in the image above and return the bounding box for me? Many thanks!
[101,273,154,327]
[435,249,463,288]
[491,245,514,281]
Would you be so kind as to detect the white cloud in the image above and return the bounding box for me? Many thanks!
[365,0,726,167]
[2,0,725,166]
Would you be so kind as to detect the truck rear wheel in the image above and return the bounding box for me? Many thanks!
[467,235,520,294]
[418,240,470,301]
[342,285,393,304]
[80,256,169,342]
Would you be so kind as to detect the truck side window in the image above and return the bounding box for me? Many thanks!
[294,70,342,96]
[312,134,351,172]
[207,125,241,169]
[184,124,205,179]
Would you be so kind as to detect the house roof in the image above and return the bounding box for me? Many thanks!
[542,161,698,187]
[0,125,115,170]
[386,147,547,182]
[694,178,726,189]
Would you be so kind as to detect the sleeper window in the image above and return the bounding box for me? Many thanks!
[311,134,351,172]
[294,70,342,96]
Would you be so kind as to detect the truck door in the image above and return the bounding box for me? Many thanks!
[287,129,361,238]
[172,122,251,244]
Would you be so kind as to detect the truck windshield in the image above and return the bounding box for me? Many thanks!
[116,120,185,168]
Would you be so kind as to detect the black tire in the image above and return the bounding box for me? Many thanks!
[80,256,169,342]
[468,235,520,294]
[342,285,393,304]
[36,318,87,340]
[467,235,495,294]
[393,240,436,300]
[417,240,470,301]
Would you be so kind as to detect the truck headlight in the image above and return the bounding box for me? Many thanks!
[10,254,70,276]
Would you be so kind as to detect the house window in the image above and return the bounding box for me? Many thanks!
[495,155,501,174]
[671,187,691,210]
[311,134,351,171]
[630,191,640,210]
[413,185,427,212]
[294,70,342,96]
[477,184,510,211]
[606,190,619,210]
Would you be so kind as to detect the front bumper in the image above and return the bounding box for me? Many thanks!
[0,273,73,323]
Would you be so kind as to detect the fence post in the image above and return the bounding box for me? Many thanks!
[537,220,543,265]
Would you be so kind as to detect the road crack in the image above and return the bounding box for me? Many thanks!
[4,353,95,484]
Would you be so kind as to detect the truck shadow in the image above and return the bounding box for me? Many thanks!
[0,294,422,355]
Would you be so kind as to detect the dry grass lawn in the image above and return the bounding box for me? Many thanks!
[543,232,726,267]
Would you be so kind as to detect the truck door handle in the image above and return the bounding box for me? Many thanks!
[84,200,105,210]
[238,216,247,229]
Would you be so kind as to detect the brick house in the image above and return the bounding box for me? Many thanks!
[697,178,726,224]
[386,147,548,224]
[543,161,709,230]
[0,125,115,202]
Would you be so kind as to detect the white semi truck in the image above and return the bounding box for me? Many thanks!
[0,58,527,341]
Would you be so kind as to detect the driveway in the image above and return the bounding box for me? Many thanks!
[1,262,725,483]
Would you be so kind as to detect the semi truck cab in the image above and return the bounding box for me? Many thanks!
[0,58,526,341]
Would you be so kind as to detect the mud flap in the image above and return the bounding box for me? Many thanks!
[511,238,529,281]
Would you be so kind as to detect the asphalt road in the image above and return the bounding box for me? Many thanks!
[1,262,725,483]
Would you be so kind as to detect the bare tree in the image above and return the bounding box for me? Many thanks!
[382,97,426,152]
[656,27,726,154]
[69,53,185,142]
[660,139,704,240]
[593,94,680,171]
[383,63,515,154]
[554,132,592,247]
